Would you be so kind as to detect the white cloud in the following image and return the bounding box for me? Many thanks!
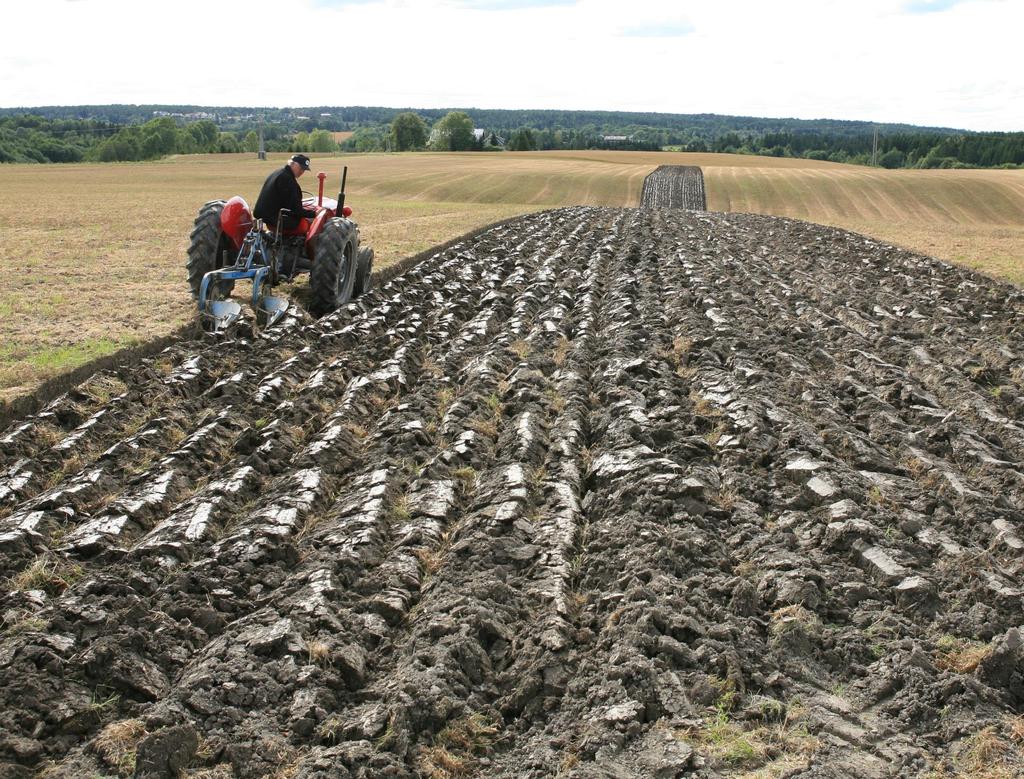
[1,0,1021,131]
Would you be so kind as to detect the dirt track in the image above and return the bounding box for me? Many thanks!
[2,193,1024,777]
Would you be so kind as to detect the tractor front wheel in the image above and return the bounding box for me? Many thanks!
[187,200,236,300]
[309,217,357,316]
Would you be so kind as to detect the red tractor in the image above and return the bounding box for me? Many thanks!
[186,166,373,332]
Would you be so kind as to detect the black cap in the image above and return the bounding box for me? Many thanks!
[289,154,311,170]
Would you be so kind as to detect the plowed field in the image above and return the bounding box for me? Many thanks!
[2,189,1024,777]
[640,166,706,210]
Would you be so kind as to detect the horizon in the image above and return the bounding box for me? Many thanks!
[3,0,1022,134]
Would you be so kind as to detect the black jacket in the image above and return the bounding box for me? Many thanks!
[253,165,316,229]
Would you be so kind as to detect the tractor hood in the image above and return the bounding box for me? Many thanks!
[304,195,338,212]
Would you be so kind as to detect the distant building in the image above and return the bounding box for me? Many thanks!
[151,110,215,121]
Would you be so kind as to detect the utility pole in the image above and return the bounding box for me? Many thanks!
[258,115,266,161]
[871,126,879,167]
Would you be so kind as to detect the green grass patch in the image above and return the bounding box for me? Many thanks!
[26,338,127,372]
[682,688,819,774]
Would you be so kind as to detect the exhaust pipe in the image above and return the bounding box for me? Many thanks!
[337,166,347,211]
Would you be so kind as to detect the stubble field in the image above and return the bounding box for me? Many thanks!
[0,151,1021,406]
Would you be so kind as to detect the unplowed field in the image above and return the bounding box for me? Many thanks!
[3,193,1024,777]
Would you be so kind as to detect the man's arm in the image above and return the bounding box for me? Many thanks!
[281,174,317,220]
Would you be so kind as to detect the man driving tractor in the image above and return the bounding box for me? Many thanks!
[254,153,318,231]
[188,156,373,332]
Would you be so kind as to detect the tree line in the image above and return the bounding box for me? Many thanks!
[0,115,349,163]
[344,111,680,153]
[0,115,237,163]
[707,130,1024,168]
[346,112,1023,166]
[3,104,964,138]
[2,108,1021,168]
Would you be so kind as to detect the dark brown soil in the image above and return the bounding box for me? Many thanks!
[2,202,1023,778]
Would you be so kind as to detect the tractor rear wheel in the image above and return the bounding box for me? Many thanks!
[309,217,357,316]
[187,200,236,300]
[353,246,374,297]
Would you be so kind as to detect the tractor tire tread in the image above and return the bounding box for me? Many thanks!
[187,200,235,300]
[309,217,357,316]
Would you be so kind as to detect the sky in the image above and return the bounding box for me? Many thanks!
[1,0,1021,132]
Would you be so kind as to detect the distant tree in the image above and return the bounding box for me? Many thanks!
[189,120,219,150]
[145,117,179,154]
[243,130,259,153]
[140,117,178,157]
[309,129,338,153]
[292,131,310,152]
[342,126,387,152]
[508,127,537,151]
[36,137,82,162]
[98,133,140,162]
[879,148,906,169]
[218,132,241,153]
[430,111,475,151]
[713,132,744,153]
[174,128,197,154]
[390,112,428,151]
